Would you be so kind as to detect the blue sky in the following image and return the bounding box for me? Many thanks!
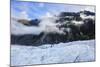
[11,0,95,19]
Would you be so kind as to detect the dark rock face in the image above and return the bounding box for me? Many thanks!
[17,19,40,26]
[59,12,80,17]
[11,33,74,46]
[11,11,95,46]
[80,10,95,16]
[80,19,95,38]
[17,19,30,25]
[11,34,36,46]
[29,19,40,26]
[11,33,44,46]
[57,12,82,22]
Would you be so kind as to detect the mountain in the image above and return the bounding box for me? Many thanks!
[79,10,95,16]
[11,10,95,46]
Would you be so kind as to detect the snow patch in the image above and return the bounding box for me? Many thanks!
[11,40,95,66]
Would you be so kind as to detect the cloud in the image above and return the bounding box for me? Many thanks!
[19,11,31,20]
[80,13,95,20]
[11,12,65,35]
[39,12,65,34]
[72,20,84,25]
[81,6,95,12]
[11,17,43,35]
[38,3,44,8]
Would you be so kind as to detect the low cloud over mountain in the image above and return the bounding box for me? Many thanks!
[11,10,95,46]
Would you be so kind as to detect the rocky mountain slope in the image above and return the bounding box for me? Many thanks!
[11,10,95,46]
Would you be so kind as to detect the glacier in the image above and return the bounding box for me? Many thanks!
[11,40,95,66]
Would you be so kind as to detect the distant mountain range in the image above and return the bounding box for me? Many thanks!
[11,10,95,46]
